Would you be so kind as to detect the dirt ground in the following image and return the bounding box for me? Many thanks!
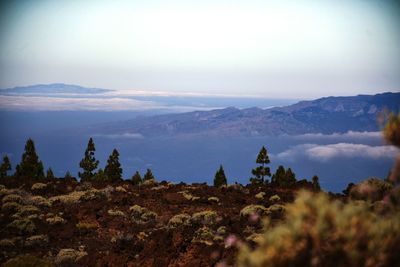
[0,177,298,266]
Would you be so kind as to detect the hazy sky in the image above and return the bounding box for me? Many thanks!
[0,0,399,98]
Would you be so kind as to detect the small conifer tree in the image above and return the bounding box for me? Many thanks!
[104,148,122,182]
[15,138,44,179]
[64,171,74,182]
[312,175,321,191]
[143,168,155,181]
[214,165,227,187]
[94,168,108,182]
[46,168,55,179]
[0,155,12,178]
[78,138,99,182]
[271,165,285,185]
[250,146,271,184]
[131,171,142,185]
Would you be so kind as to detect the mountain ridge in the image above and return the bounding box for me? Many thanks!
[85,92,400,137]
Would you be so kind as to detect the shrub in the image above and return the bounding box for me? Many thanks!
[168,213,191,228]
[2,202,22,213]
[7,219,36,234]
[107,209,126,217]
[28,196,51,207]
[191,210,218,225]
[4,255,52,267]
[76,221,98,230]
[2,194,23,204]
[350,178,393,202]
[208,196,220,203]
[46,215,65,225]
[178,191,200,201]
[115,186,127,193]
[55,248,88,265]
[240,205,267,218]
[25,234,49,247]
[191,226,215,246]
[268,194,280,202]
[31,183,47,191]
[129,205,157,223]
[17,205,40,217]
[255,192,265,199]
[237,191,400,267]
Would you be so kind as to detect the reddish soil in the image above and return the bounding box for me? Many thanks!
[0,177,298,266]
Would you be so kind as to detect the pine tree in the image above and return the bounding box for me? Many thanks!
[250,146,271,184]
[64,171,74,182]
[15,138,44,179]
[143,168,155,181]
[94,168,108,182]
[271,165,286,185]
[312,175,321,191]
[78,138,99,182]
[284,168,296,186]
[104,148,122,182]
[0,155,12,178]
[214,165,227,187]
[131,171,142,185]
[46,168,55,179]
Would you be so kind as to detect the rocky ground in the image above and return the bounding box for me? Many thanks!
[0,177,298,266]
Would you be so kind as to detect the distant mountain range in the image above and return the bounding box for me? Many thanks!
[87,92,400,137]
[0,83,113,95]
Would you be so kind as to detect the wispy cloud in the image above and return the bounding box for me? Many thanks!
[93,133,144,139]
[277,143,398,162]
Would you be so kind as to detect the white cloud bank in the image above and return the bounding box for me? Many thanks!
[277,143,399,162]
[0,95,161,111]
[294,131,382,140]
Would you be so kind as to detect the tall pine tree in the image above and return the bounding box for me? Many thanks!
[214,165,227,187]
[250,146,271,184]
[15,138,44,179]
[312,175,321,191]
[104,149,122,182]
[131,171,142,185]
[0,155,12,178]
[78,138,99,182]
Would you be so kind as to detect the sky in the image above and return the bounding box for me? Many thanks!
[0,0,399,99]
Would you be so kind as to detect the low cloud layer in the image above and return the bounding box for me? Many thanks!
[277,143,398,162]
[0,95,161,111]
[294,131,382,140]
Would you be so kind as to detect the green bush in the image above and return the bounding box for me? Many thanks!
[129,205,157,223]
[191,210,219,225]
[168,213,191,228]
[268,194,280,202]
[7,219,36,234]
[240,205,267,218]
[237,191,400,267]
[4,255,52,267]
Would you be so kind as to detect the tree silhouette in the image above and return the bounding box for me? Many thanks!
[131,171,142,185]
[143,168,155,181]
[78,138,99,182]
[0,155,11,178]
[312,175,321,191]
[250,146,271,184]
[46,168,55,179]
[271,165,297,187]
[214,165,227,187]
[15,138,44,179]
[104,148,122,182]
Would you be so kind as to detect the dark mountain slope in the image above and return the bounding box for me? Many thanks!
[85,92,400,137]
